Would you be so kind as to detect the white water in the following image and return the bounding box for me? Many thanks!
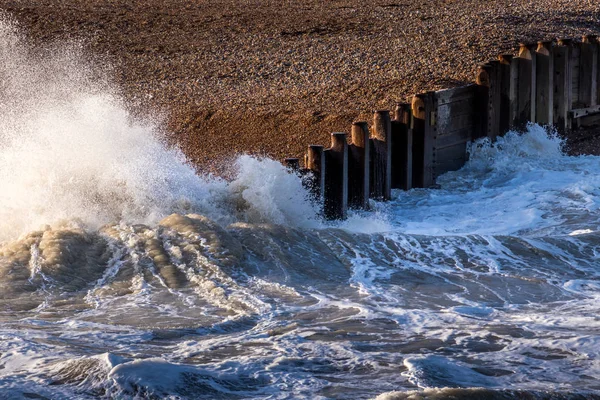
[0,17,326,241]
[1,16,600,400]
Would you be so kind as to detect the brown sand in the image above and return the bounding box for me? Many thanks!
[3,0,600,173]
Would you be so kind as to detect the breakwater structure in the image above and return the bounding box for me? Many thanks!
[283,35,600,220]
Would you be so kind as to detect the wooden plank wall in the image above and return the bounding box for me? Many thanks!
[289,35,600,219]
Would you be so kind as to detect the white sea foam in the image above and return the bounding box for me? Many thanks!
[388,125,600,237]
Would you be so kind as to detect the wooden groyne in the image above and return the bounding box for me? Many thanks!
[290,36,600,219]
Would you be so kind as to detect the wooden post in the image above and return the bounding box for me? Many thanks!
[509,52,519,129]
[597,36,600,106]
[370,110,392,200]
[489,60,503,139]
[476,64,491,138]
[529,44,538,123]
[554,38,573,131]
[411,92,435,188]
[391,103,413,190]
[571,39,582,109]
[579,35,598,108]
[476,63,501,139]
[306,145,325,201]
[348,122,370,209]
[513,43,535,129]
[535,40,554,125]
[498,54,513,135]
[324,133,348,220]
[284,158,300,171]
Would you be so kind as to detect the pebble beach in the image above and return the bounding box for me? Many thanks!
[3,0,600,172]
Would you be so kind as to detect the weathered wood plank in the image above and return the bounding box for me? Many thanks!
[284,158,300,170]
[571,40,581,109]
[579,35,598,107]
[535,41,553,125]
[348,122,370,209]
[570,106,600,129]
[514,43,535,129]
[436,84,478,104]
[306,145,325,201]
[370,110,392,200]
[391,103,413,191]
[488,60,502,139]
[434,143,469,176]
[476,64,492,138]
[498,54,513,135]
[553,39,571,131]
[324,133,348,220]
[411,94,427,188]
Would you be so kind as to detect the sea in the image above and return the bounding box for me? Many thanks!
[0,16,599,400]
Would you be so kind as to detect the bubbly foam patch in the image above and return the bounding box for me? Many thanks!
[389,125,600,237]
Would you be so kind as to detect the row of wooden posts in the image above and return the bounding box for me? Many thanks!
[283,35,600,220]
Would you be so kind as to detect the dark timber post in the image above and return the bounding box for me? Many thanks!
[553,39,572,131]
[529,44,538,123]
[411,92,435,188]
[535,40,554,125]
[370,110,392,200]
[489,60,502,139]
[513,43,535,129]
[348,122,370,209]
[476,63,500,139]
[597,36,600,106]
[284,158,300,171]
[324,133,348,220]
[476,64,491,138]
[306,145,325,201]
[498,54,513,135]
[580,35,598,107]
[391,103,413,190]
[571,39,582,110]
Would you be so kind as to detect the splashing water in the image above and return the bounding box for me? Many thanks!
[0,17,324,242]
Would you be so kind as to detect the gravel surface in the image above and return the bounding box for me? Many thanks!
[3,0,600,173]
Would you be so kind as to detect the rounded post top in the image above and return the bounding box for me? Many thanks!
[411,94,426,119]
[394,103,411,123]
[536,40,552,55]
[476,66,490,86]
[351,123,369,148]
[374,110,391,118]
[498,54,513,63]
[284,158,300,170]
[583,34,597,43]
[330,132,348,151]
[537,40,553,49]
[557,38,573,46]
[414,92,431,100]
[518,42,537,52]
[518,43,535,58]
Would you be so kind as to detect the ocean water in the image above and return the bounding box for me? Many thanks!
[1,17,600,400]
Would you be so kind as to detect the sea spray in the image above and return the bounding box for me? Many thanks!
[0,17,324,241]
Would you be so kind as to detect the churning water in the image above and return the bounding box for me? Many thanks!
[1,17,600,400]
